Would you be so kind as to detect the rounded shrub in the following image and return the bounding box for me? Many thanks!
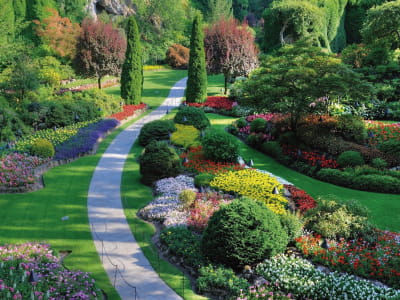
[378,140,400,156]
[337,150,365,168]
[250,118,266,133]
[174,106,210,130]
[194,173,215,188]
[31,138,55,158]
[317,168,354,187]
[139,141,181,185]
[202,129,240,163]
[352,175,400,194]
[336,115,366,143]
[166,44,189,69]
[371,158,388,170]
[201,198,288,270]
[138,120,176,146]
[236,117,247,128]
[178,189,196,209]
[226,124,238,136]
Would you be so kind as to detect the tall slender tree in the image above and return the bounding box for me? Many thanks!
[121,16,143,105]
[186,14,207,103]
[207,0,233,23]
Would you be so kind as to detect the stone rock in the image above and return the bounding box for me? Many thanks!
[86,0,135,19]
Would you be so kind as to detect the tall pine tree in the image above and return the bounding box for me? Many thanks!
[186,14,207,103]
[121,16,143,105]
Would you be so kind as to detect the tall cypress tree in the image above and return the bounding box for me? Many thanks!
[186,14,207,103]
[121,16,143,105]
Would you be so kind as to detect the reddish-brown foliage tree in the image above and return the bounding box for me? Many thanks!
[33,8,80,60]
[204,17,258,94]
[74,18,126,89]
[165,44,189,69]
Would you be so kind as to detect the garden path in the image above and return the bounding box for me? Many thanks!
[87,78,187,300]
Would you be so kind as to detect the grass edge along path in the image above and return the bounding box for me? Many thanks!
[208,113,400,233]
[0,69,186,299]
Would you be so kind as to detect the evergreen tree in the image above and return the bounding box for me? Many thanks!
[0,0,15,44]
[13,0,27,21]
[121,16,143,105]
[207,0,233,23]
[186,15,207,103]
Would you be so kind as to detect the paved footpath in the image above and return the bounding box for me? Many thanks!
[88,78,187,300]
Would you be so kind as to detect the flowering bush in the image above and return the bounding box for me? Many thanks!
[282,145,339,169]
[180,146,244,175]
[365,121,400,146]
[295,231,400,288]
[15,120,98,153]
[0,242,101,299]
[138,196,182,222]
[0,153,49,188]
[54,119,120,160]
[170,124,201,149]
[246,113,276,123]
[187,96,235,110]
[108,103,146,121]
[284,185,317,213]
[256,254,400,300]
[210,169,288,214]
[187,192,233,232]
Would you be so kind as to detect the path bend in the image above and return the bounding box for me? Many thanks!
[88,77,187,300]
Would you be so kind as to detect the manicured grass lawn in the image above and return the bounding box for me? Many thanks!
[207,74,225,96]
[0,69,187,299]
[207,113,400,232]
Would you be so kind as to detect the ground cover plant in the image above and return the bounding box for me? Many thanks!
[0,242,101,299]
[170,124,201,149]
[0,154,49,188]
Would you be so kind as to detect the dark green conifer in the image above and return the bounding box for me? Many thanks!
[186,14,207,103]
[121,16,143,105]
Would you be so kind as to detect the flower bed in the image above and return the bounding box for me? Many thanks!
[108,103,147,121]
[186,96,235,110]
[0,242,101,299]
[295,231,400,288]
[180,146,244,175]
[15,120,98,153]
[256,255,400,300]
[365,121,400,146]
[284,184,317,213]
[187,192,233,232]
[54,119,120,160]
[282,145,339,169]
[210,169,288,214]
[0,153,49,188]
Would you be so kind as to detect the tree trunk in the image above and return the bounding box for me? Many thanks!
[224,73,228,95]
[98,76,102,89]
[279,20,288,45]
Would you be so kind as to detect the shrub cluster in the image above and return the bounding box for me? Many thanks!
[337,150,365,167]
[174,106,210,130]
[202,129,240,163]
[30,138,55,158]
[140,141,181,185]
[138,120,176,146]
[170,124,200,149]
[201,198,288,270]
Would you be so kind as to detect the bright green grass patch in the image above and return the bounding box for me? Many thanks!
[121,142,208,300]
[207,74,225,96]
[105,70,187,108]
[207,113,400,232]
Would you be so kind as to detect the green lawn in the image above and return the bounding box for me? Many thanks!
[0,69,187,299]
[208,113,400,232]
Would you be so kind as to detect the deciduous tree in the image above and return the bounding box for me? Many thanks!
[121,16,143,105]
[186,15,208,103]
[33,8,80,60]
[207,0,233,23]
[74,18,126,89]
[204,17,258,94]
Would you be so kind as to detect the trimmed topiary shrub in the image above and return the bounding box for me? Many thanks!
[317,168,354,186]
[202,129,240,163]
[201,198,288,270]
[170,124,200,149]
[31,138,55,158]
[174,106,210,130]
[194,173,215,188]
[337,150,365,168]
[138,120,176,146]
[352,175,400,194]
[250,118,267,133]
[236,117,247,128]
[139,141,181,185]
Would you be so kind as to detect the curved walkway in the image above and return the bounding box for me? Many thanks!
[88,78,187,300]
